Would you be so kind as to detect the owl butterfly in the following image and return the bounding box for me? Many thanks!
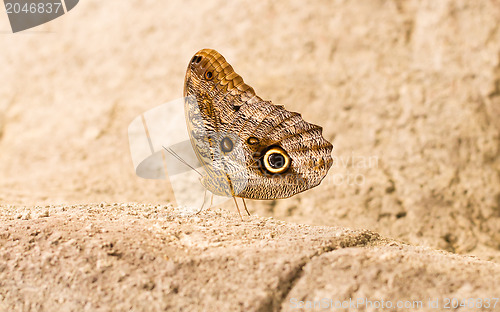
[184,49,333,218]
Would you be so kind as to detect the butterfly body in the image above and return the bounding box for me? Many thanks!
[184,49,333,200]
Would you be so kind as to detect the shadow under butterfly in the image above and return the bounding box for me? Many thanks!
[4,0,79,33]
[129,49,333,219]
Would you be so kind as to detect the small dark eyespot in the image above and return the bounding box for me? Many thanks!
[233,105,241,111]
[220,137,233,153]
[205,70,213,80]
[195,56,202,63]
[247,137,259,145]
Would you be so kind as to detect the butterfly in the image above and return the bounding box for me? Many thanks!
[183,49,333,218]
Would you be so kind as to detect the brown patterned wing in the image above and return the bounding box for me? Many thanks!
[184,49,333,199]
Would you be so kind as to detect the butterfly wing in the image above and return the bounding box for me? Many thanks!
[184,49,333,199]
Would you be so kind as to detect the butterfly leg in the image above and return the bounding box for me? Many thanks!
[242,198,250,216]
[195,189,207,215]
[204,193,214,212]
[232,196,243,221]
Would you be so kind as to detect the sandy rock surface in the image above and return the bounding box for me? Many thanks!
[1,0,499,262]
[1,204,499,312]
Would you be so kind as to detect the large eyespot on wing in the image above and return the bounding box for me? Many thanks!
[229,102,333,200]
[262,146,291,174]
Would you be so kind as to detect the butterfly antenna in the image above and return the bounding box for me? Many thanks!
[162,146,203,177]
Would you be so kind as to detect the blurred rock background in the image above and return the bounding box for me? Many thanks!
[0,0,499,261]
